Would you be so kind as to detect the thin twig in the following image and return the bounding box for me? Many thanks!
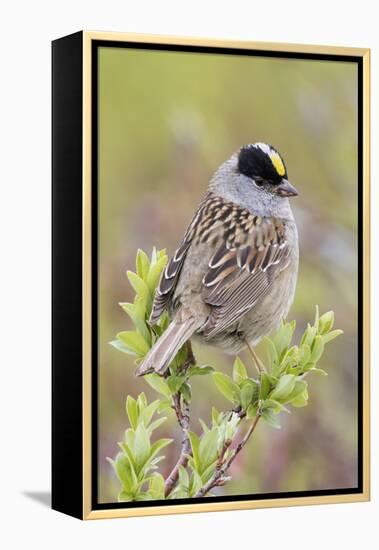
[194,414,261,498]
[164,394,191,497]
[164,340,195,497]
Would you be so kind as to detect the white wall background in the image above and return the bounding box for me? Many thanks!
[0,1,377,548]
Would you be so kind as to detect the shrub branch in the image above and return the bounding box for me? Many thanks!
[195,414,261,497]
[109,247,343,503]
[164,393,191,497]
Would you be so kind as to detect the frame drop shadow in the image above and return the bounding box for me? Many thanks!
[23,491,51,508]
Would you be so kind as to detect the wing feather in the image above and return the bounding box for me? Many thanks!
[202,217,290,339]
[149,194,213,324]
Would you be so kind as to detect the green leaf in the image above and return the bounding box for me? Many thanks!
[118,490,133,502]
[286,366,303,377]
[261,398,289,414]
[314,304,320,331]
[225,412,240,439]
[126,396,139,429]
[157,399,172,413]
[148,417,167,433]
[279,346,299,372]
[273,320,295,356]
[118,442,137,470]
[232,357,248,384]
[167,374,186,394]
[310,367,328,376]
[261,409,281,429]
[284,380,308,403]
[124,428,135,450]
[178,465,189,488]
[318,310,334,335]
[212,406,220,425]
[134,296,148,322]
[300,324,317,348]
[290,387,309,407]
[145,374,171,398]
[149,473,165,498]
[113,453,138,492]
[298,343,311,367]
[117,331,150,357]
[240,379,259,410]
[134,489,153,501]
[188,431,201,471]
[259,372,271,400]
[265,337,279,367]
[150,455,165,467]
[201,461,219,484]
[199,428,219,469]
[133,424,151,468]
[188,365,215,377]
[246,403,258,419]
[322,329,343,344]
[139,399,160,427]
[171,489,188,501]
[156,248,167,261]
[136,392,147,410]
[127,270,151,304]
[213,372,240,404]
[199,418,210,433]
[119,302,151,343]
[146,256,167,294]
[172,345,188,370]
[181,383,192,403]
[151,247,158,264]
[147,438,172,464]
[302,362,315,372]
[310,335,324,363]
[188,470,203,496]
[109,339,135,355]
[216,417,227,444]
[136,249,151,280]
[269,374,296,402]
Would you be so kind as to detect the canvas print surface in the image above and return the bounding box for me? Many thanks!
[96,45,359,505]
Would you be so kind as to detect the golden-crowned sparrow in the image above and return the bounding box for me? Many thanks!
[136,142,299,376]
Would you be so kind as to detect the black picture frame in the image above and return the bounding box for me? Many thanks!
[52,31,370,520]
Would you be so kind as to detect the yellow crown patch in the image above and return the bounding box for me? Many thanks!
[269,151,286,177]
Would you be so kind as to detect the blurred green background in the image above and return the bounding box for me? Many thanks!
[98,46,358,503]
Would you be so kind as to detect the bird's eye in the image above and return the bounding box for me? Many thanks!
[254,177,264,187]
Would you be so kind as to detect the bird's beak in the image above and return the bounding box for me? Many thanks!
[274,178,298,197]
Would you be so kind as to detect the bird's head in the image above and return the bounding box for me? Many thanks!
[209,142,298,218]
[237,143,298,198]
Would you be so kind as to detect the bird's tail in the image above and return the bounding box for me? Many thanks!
[135,317,198,377]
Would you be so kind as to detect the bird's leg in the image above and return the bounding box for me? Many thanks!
[245,339,267,374]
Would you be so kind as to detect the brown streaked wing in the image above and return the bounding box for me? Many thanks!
[149,194,214,324]
[202,217,290,338]
[149,239,192,324]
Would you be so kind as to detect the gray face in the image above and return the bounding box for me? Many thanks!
[208,153,297,221]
